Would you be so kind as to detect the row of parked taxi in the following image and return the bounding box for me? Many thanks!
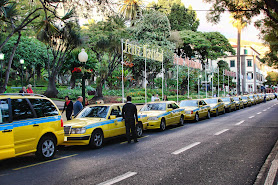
[0,93,276,161]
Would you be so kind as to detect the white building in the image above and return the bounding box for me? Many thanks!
[209,45,267,94]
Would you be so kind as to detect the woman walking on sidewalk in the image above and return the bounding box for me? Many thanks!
[62,96,74,120]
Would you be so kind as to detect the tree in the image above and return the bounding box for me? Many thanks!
[265,71,278,86]
[204,0,278,67]
[1,36,49,83]
[168,4,199,31]
[127,10,175,86]
[83,16,128,99]
[155,0,183,15]
[119,0,143,22]
[37,9,82,97]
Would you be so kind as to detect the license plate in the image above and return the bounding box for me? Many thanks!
[64,137,67,141]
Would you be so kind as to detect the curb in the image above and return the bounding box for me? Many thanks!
[254,139,278,185]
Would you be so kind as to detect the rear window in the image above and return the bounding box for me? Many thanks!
[0,99,10,123]
[11,99,34,121]
[29,99,59,117]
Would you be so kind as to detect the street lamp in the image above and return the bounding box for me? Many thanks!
[20,59,24,87]
[78,48,88,106]
[198,75,202,99]
[0,53,4,83]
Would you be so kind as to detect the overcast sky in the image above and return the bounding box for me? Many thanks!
[144,0,263,43]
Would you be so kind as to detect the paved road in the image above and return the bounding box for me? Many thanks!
[0,100,277,185]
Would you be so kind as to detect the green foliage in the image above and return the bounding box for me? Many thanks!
[168,4,199,31]
[265,71,278,86]
[155,0,183,15]
[57,88,89,100]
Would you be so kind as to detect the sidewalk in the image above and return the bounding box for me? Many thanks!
[254,139,278,185]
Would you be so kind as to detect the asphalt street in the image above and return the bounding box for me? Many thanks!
[0,100,278,185]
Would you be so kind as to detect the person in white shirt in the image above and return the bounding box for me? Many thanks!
[151,94,155,102]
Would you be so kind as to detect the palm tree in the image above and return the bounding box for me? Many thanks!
[231,16,247,95]
[119,0,142,23]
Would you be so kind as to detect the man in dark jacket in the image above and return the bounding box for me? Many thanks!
[122,96,138,143]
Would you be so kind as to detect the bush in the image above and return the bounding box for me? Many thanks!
[57,88,88,100]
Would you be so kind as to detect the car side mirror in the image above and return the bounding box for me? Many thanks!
[109,115,116,119]
[167,108,173,112]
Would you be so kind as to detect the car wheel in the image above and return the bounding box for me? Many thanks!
[36,136,56,161]
[179,115,184,126]
[160,119,166,131]
[228,107,231,112]
[194,113,199,122]
[136,123,143,137]
[89,130,104,149]
[215,109,219,116]
[223,108,226,114]
[207,111,211,119]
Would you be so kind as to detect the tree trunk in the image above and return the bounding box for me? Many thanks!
[0,32,21,93]
[70,74,76,89]
[44,75,58,98]
[36,65,41,80]
[96,81,104,98]
[236,28,241,95]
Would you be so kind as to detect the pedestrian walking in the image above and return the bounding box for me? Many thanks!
[73,96,83,116]
[62,96,73,120]
[26,84,33,93]
[155,94,160,101]
[122,96,138,143]
[19,86,27,93]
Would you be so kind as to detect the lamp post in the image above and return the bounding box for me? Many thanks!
[0,53,4,84]
[20,59,24,87]
[78,48,88,106]
[198,75,202,99]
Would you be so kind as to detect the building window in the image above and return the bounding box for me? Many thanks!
[248,85,253,92]
[230,60,235,67]
[247,72,253,80]
[247,59,252,67]
[244,49,248,54]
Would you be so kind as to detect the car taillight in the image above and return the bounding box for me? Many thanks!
[61,119,64,127]
[191,111,193,114]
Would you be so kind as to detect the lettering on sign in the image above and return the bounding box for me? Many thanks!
[173,55,202,69]
[123,40,163,62]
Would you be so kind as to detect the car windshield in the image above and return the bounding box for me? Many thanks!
[205,99,218,104]
[249,96,254,99]
[241,97,247,100]
[222,98,231,102]
[76,106,109,118]
[141,103,166,111]
[180,100,198,107]
[233,97,239,101]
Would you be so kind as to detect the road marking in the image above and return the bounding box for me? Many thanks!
[0,173,9,177]
[172,142,201,155]
[264,160,278,185]
[268,107,271,109]
[98,171,137,185]
[214,129,229,136]
[120,135,149,144]
[257,112,262,114]
[235,120,245,125]
[249,116,255,119]
[263,109,267,111]
[13,154,78,171]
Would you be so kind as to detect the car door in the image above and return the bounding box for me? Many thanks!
[166,103,174,124]
[201,100,209,117]
[197,100,204,117]
[109,106,124,137]
[11,98,39,154]
[170,103,180,124]
[0,98,15,160]
[218,99,224,112]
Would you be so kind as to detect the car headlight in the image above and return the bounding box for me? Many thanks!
[71,127,86,134]
[148,117,159,121]
[185,111,193,114]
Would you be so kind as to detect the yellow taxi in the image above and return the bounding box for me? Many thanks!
[204,98,225,116]
[0,94,64,161]
[253,94,261,104]
[221,97,236,112]
[256,94,263,103]
[138,101,185,131]
[179,99,211,122]
[240,96,252,107]
[63,103,148,148]
[248,95,257,105]
[232,96,244,109]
